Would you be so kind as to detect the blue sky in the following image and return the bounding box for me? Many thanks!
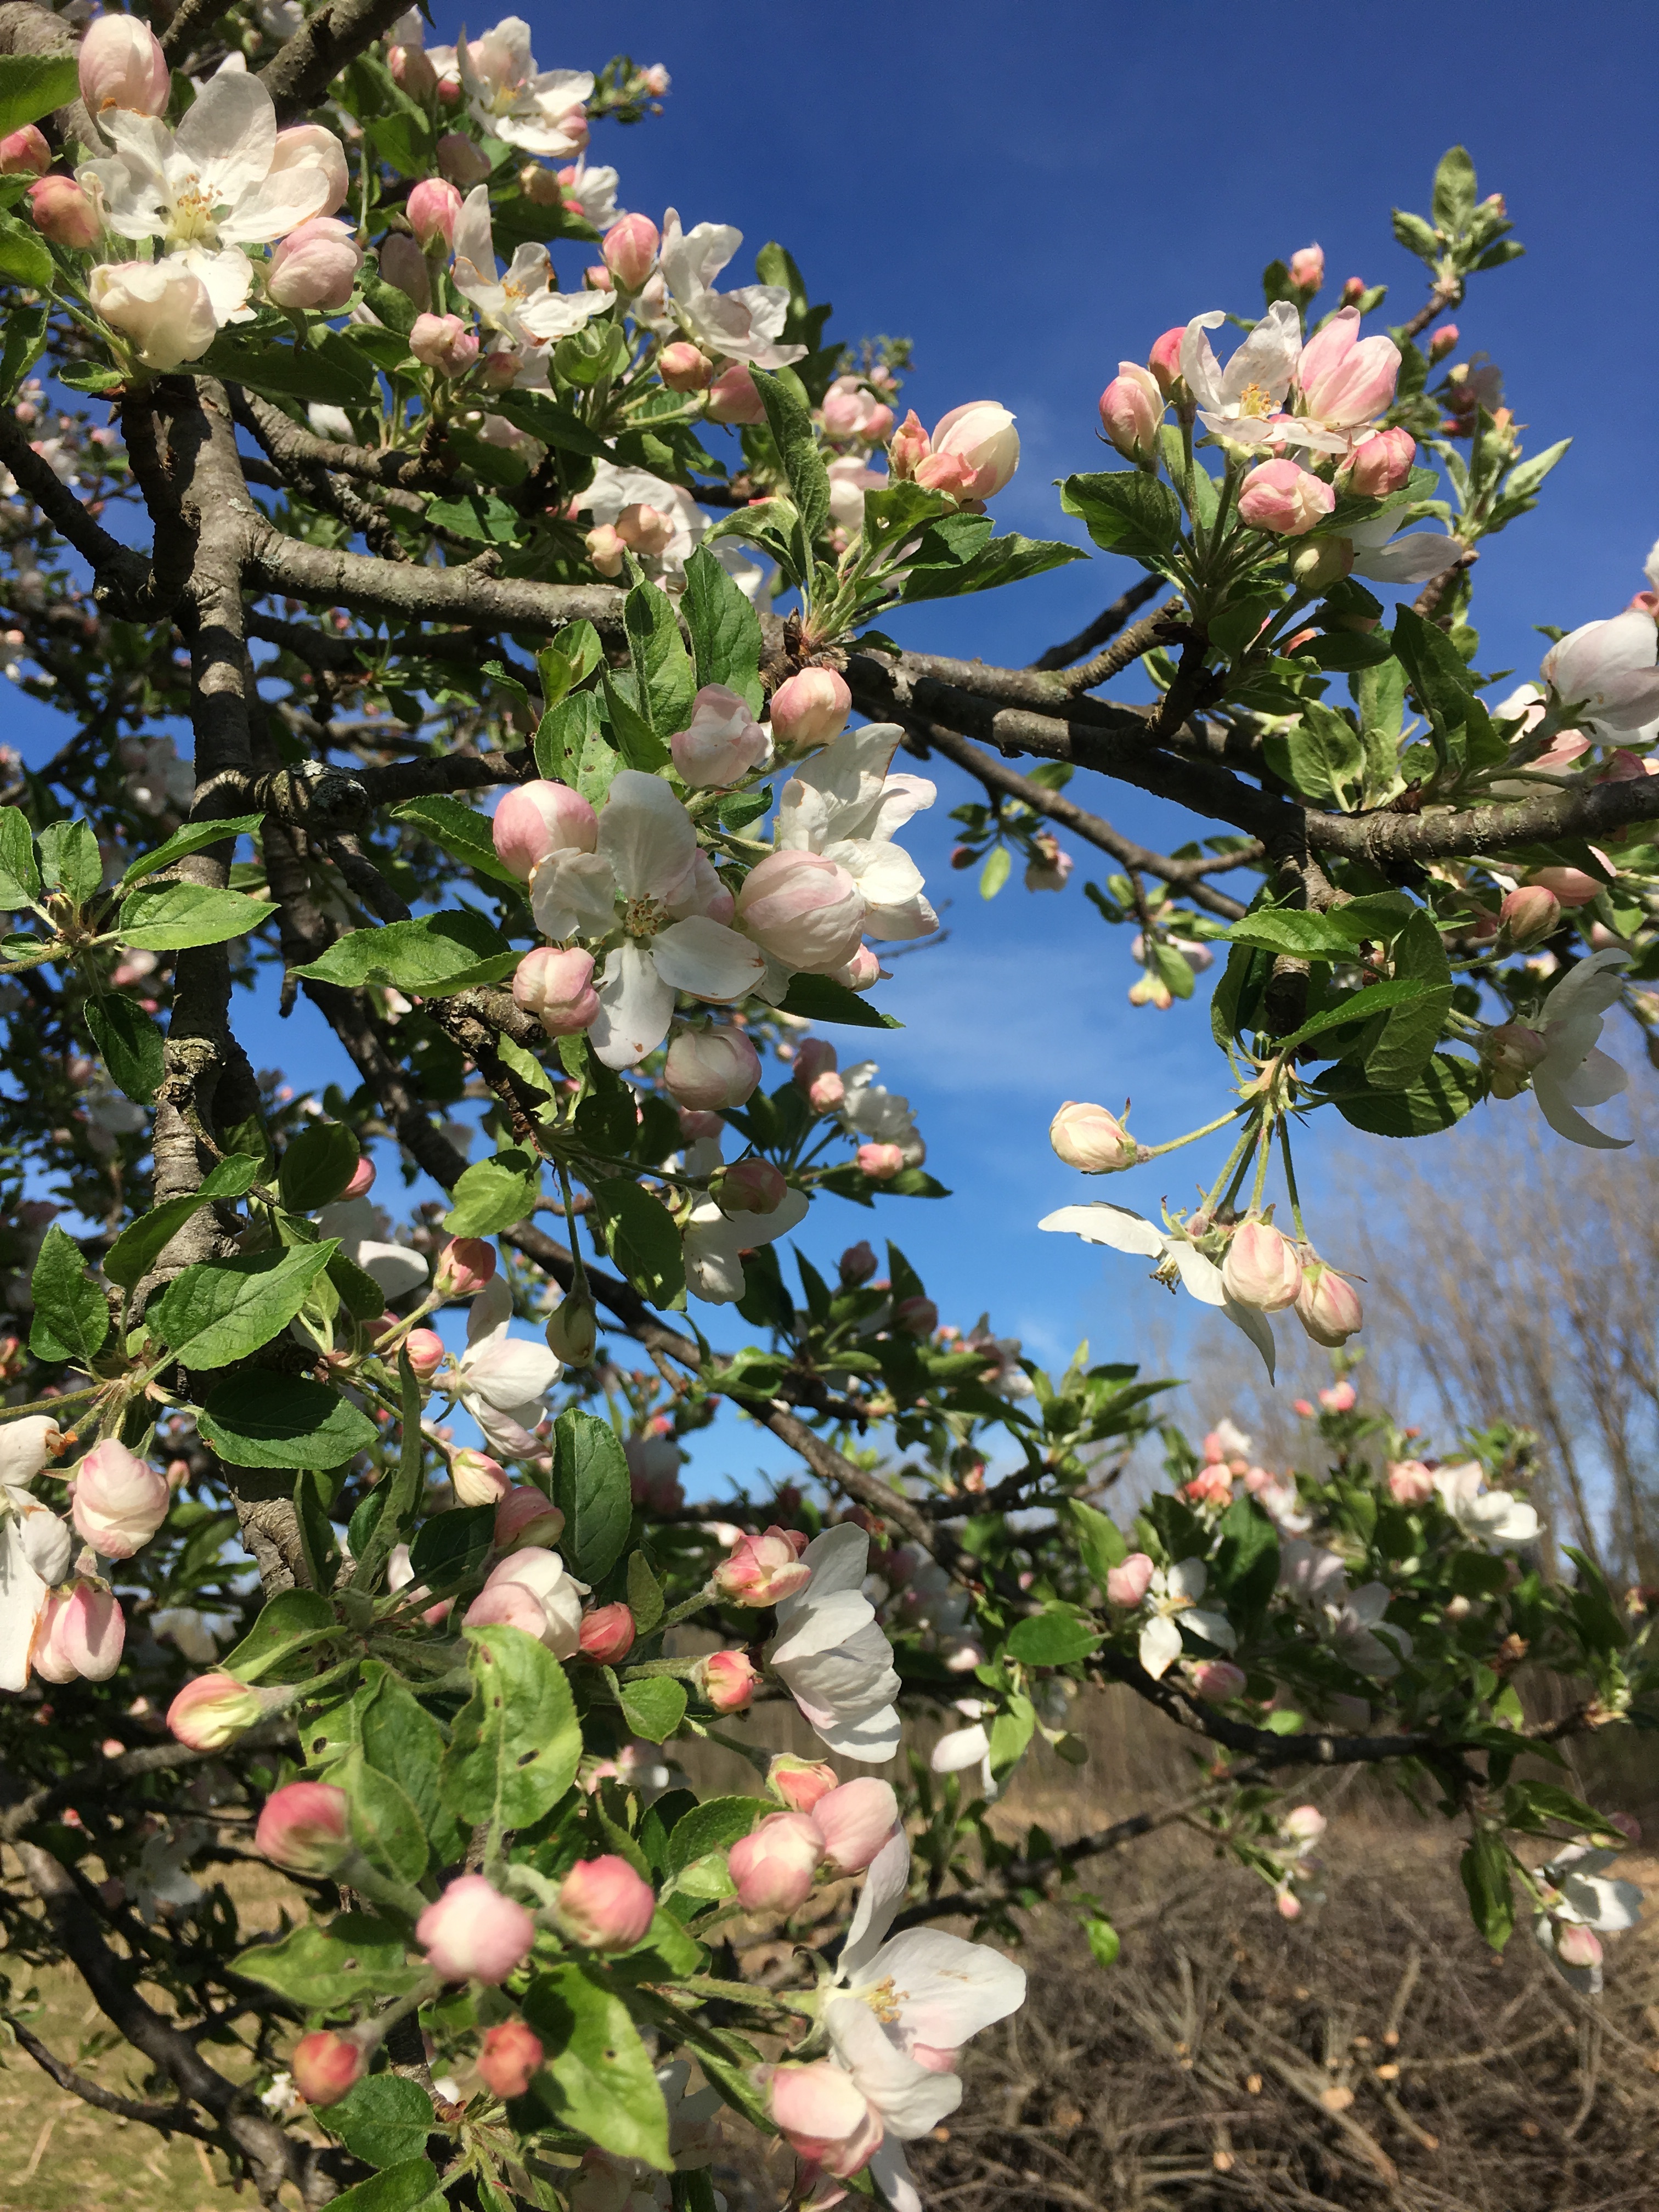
[13,0,1659,1493]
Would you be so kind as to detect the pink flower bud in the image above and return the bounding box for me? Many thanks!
[408,177,462,253]
[1221,1221,1303,1311]
[839,944,883,993]
[768,2062,883,2178]
[71,1440,170,1558]
[699,1648,759,1711]
[388,40,438,98]
[1283,1804,1327,1842]
[402,1327,445,1379]
[255,1781,352,1874]
[714,1158,788,1215]
[493,778,599,880]
[269,123,350,217]
[706,363,765,424]
[1276,1888,1303,1921]
[894,1295,938,1336]
[1148,327,1186,397]
[768,1754,839,1813]
[435,1237,496,1297]
[616,501,675,557]
[728,1810,824,1911]
[409,311,478,377]
[601,212,659,290]
[344,1154,376,1199]
[1528,865,1601,909]
[477,2019,544,2098]
[1340,276,1365,306]
[291,2029,368,2107]
[493,1482,564,1550]
[1319,1380,1357,1413]
[659,340,713,391]
[167,1672,278,1751]
[792,1038,837,1089]
[814,1778,899,1872]
[1556,1922,1603,1970]
[1485,1021,1547,1079]
[437,132,492,187]
[670,684,767,788]
[1237,459,1336,538]
[738,850,865,972]
[0,126,49,177]
[1341,425,1415,497]
[513,945,599,1037]
[556,1855,656,1950]
[417,1874,536,1983]
[1188,1658,1246,1702]
[32,1582,125,1682]
[808,1070,845,1114]
[664,1026,761,1110]
[79,13,170,122]
[770,667,851,754]
[1099,363,1163,464]
[925,400,1019,499]
[1049,1099,1135,1173]
[267,218,363,312]
[679,1108,724,1141]
[586,521,625,575]
[1387,1459,1435,1506]
[1428,323,1459,362]
[857,1142,905,1182]
[1288,244,1324,293]
[28,175,100,249]
[1293,1261,1363,1348]
[440,1448,505,1509]
[887,407,930,479]
[378,230,431,312]
[839,1242,878,1285]
[715,1525,812,1607]
[1106,1552,1155,1607]
[578,1601,635,1663]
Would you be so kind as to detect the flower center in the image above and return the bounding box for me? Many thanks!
[863,1976,902,2026]
[622,895,667,941]
[1235,382,1274,419]
[170,177,217,244]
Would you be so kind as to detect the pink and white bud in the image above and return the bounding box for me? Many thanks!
[601,212,659,290]
[857,1142,905,1182]
[713,1158,788,1216]
[699,1648,759,1711]
[437,132,492,187]
[1283,1804,1327,1843]
[79,13,170,122]
[71,1440,170,1558]
[477,2019,544,2098]
[408,177,462,253]
[1556,1922,1604,1970]
[494,777,599,881]
[89,258,217,369]
[813,1778,899,1872]
[1341,426,1415,497]
[267,218,362,310]
[343,1154,376,1199]
[556,1855,656,1950]
[659,341,713,391]
[1528,866,1601,909]
[616,501,675,558]
[0,1414,65,1484]
[409,311,479,377]
[1237,459,1336,538]
[894,1295,938,1336]
[769,2063,883,2178]
[1293,1261,1363,1348]
[493,1482,564,1550]
[269,124,350,217]
[417,1874,537,1983]
[887,407,930,479]
[923,401,1019,499]
[1049,1099,1135,1173]
[1296,307,1401,427]
[770,666,851,754]
[839,1241,878,1285]
[1319,1380,1357,1413]
[1387,1459,1436,1506]
[255,1781,351,1874]
[806,1069,844,1114]
[378,230,431,311]
[1188,1658,1246,1703]
[670,684,768,788]
[714,1525,812,1607]
[737,849,865,973]
[1099,363,1163,464]
[435,1237,496,1297]
[1276,1888,1304,1921]
[727,1810,824,1912]
[450,1448,511,1507]
[664,1026,761,1110]
[32,1582,125,1682]
[1485,1022,1548,1080]
[1105,1553,1155,1607]
[792,1038,838,1090]
[401,1327,444,1379]
[586,522,625,575]
[388,39,438,97]
[1427,323,1459,362]
[470,1548,583,1656]
[578,1601,635,1663]
[1148,327,1186,397]
[1221,1221,1303,1311]
[513,945,600,1037]
[768,1753,839,1813]
[705,363,765,424]
[836,943,883,993]
[1288,244,1324,292]
[29,175,100,249]
[292,2029,368,2107]
[166,1672,276,1751]
[0,126,49,177]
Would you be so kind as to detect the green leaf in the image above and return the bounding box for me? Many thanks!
[0,805,38,909]
[0,213,51,291]
[1068,1499,1127,1584]
[898,532,1088,605]
[199,1374,379,1469]
[440,1624,583,1830]
[1060,471,1182,565]
[551,1409,633,1585]
[1392,604,1477,765]
[602,669,670,773]
[390,795,519,887]
[1460,1829,1514,1951]
[321,2158,445,2212]
[1085,1918,1121,1968]
[1499,438,1570,505]
[776,972,901,1029]
[279,1120,362,1212]
[0,299,49,405]
[324,2075,435,2171]
[121,814,265,888]
[751,368,831,546]
[444,1146,542,1236]
[1316,1050,1485,1137]
[427,490,520,544]
[592,1176,684,1307]
[1006,1609,1101,1667]
[155,1239,341,1370]
[619,1674,687,1742]
[104,1153,262,1288]
[625,576,697,738]
[988,1694,1036,1779]
[1210,1495,1280,1622]
[366,107,436,177]
[1296,628,1397,672]
[664,1796,760,1874]
[293,910,521,996]
[38,819,101,907]
[222,1587,338,1683]
[0,54,79,139]
[524,1964,671,2169]
[1263,701,1367,812]
[979,845,1010,900]
[232,1915,429,2013]
[84,996,165,1106]
[407,1500,496,1590]
[28,1223,109,1365]
[1360,911,1452,1090]
[341,1748,430,1884]
[489,387,609,457]
[536,688,618,808]
[1391,207,1440,263]
[1226,891,1414,960]
[682,546,763,713]
[1275,977,1427,1058]
[627,1549,664,1633]
[1432,145,1479,235]
[201,330,377,408]
[117,883,275,952]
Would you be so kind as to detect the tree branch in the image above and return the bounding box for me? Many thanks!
[1028,575,1162,672]
[257,0,412,117]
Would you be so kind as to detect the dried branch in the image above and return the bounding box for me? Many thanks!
[1029,575,1163,672]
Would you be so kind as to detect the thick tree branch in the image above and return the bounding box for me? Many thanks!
[1310,775,1659,866]
[2,2012,218,2141]
[257,0,411,117]
[0,408,151,606]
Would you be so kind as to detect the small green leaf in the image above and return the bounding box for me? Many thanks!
[1085,1918,1121,1969]
[292,910,521,996]
[221,1588,338,1683]
[1007,1609,1101,1667]
[619,1674,686,1742]
[38,819,101,908]
[199,1374,379,1469]
[155,1239,340,1370]
[1068,1499,1127,1583]
[627,1549,664,1633]
[232,1915,428,2012]
[592,1177,684,1308]
[751,368,831,546]
[121,814,265,888]
[551,1410,633,1585]
[324,2075,436,2171]
[682,545,763,713]
[524,1964,671,2169]
[776,972,901,1029]
[624,575,697,738]
[440,1624,583,1830]
[443,1146,541,1237]
[279,1120,362,1212]
[117,883,276,951]
[103,1153,262,1289]
[84,996,166,1106]
[664,1795,761,1874]
[1460,1829,1515,1951]
[427,490,520,544]
[28,1223,109,1366]
[0,214,52,291]
[0,805,38,909]
[390,795,519,886]
[0,53,81,139]
[320,2158,445,2212]
[979,845,1011,899]
[1060,471,1182,565]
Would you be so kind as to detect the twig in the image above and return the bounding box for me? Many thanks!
[1029,577,1162,672]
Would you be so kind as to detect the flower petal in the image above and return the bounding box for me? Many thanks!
[597,768,698,902]
[650,915,766,1002]
[859,1926,1026,2047]
[1038,1203,1167,1259]
[589,941,675,1069]
[1139,1613,1182,1679]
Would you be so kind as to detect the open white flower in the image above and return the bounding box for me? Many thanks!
[774,724,937,943]
[530,770,765,1068]
[455,1273,562,1455]
[839,1063,924,1167]
[681,1141,809,1307]
[456,17,592,154]
[929,1698,995,1796]
[315,1195,429,1298]
[1040,1201,1277,1379]
[1181,302,1302,449]
[658,208,805,368]
[1432,1460,1539,1546]
[1541,611,1659,735]
[1534,1842,1644,1995]
[558,159,620,229]
[1529,947,1630,1150]
[87,258,219,370]
[769,1523,901,1760]
[1137,1558,1235,1679]
[0,1509,50,1692]
[1345,509,1464,585]
[1326,1580,1412,1678]
[450,185,614,356]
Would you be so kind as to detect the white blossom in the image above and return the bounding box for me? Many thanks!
[657,208,805,369]
[316,1195,428,1298]
[1040,1201,1277,1379]
[450,185,613,361]
[1530,947,1630,1150]
[455,18,592,155]
[455,1274,562,1455]
[1137,1559,1235,1679]
[769,1523,901,1760]
[773,723,937,943]
[1432,1460,1540,1546]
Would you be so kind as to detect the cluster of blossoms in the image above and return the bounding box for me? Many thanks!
[0,1417,163,1689]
